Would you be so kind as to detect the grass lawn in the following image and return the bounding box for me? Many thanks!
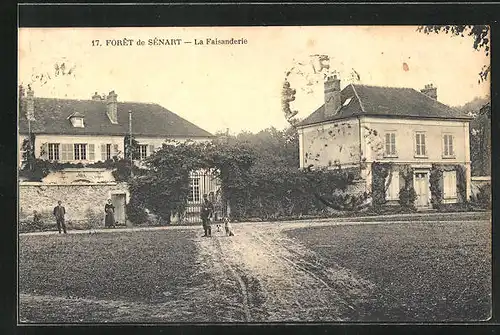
[19,230,212,323]
[285,220,492,321]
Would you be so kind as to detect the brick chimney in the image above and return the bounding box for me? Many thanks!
[324,74,341,117]
[26,85,35,121]
[92,92,102,101]
[106,91,118,124]
[420,83,437,100]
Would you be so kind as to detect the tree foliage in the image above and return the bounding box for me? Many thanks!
[417,25,490,82]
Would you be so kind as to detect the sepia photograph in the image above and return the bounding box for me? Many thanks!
[17,25,491,324]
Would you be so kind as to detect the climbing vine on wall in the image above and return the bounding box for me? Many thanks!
[455,164,467,202]
[429,164,444,208]
[371,162,392,207]
[398,165,417,210]
[429,164,467,208]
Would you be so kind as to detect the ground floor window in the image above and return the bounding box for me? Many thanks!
[48,143,60,161]
[188,175,201,202]
[385,170,400,200]
[74,144,87,160]
[139,144,148,160]
[443,170,457,199]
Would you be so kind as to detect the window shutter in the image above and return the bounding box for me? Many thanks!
[391,133,396,155]
[415,134,420,155]
[148,144,155,156]
[443,135,448,156]
[61,143,73,161]
[88,144,95,161]
[113,144,119,158]
[101,144,106,161]
[40,143,48,159]
[392,171,399,199]
[450,136,454,156]
[451,171,457,198]
[443,172,449,198]
[421,134,426,155]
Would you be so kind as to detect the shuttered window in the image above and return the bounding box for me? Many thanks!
[100,143,113,161]
[385,132,396,156]
[443,170,457,199]
[443,134,454,157]
[415,132,427,157]
[385,170,400,200]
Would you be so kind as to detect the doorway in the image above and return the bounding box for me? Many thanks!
[111,193,126,225]
[414,172,430,208]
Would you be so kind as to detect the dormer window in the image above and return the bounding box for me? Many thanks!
[68,112,85,128]
[343,97,353,107]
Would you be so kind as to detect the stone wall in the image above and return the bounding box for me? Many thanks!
[471,176,491,199]
[19,182,129,224]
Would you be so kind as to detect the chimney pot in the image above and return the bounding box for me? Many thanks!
[92,91,102,101]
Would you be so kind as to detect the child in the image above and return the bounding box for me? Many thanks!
[224,217,234,237]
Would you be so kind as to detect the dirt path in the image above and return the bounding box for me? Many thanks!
[194,223,375,322]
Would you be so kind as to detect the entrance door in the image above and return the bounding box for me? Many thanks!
[111,193,126,225]
[414,172,429,208]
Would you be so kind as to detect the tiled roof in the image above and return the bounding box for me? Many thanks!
[19,97,213,138]
[297,84,472,127]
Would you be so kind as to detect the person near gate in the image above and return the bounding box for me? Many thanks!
[200,194,214,237]
[53,200,67,234]
[104,199,116,228]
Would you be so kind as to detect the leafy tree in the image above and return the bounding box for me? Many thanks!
[456,96,491,176]
[417,25,490,82]
[124,134,141,160]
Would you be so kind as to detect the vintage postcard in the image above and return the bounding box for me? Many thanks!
[18,25,491,324]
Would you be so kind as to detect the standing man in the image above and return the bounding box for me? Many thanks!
[53,200,67,234]
[200,194,214,237]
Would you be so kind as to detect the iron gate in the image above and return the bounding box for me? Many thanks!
[179,169,228,224]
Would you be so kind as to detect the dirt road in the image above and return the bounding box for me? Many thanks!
[194,222,375,322]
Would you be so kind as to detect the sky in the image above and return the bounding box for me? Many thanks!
[18,26,490,135]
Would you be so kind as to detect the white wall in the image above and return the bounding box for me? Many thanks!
[360,117,470,165]
[299,118,361,169]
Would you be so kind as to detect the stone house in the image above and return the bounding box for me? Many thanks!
[296,76,473,210]
[18,88,215,225]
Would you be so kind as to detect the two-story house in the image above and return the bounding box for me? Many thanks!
[296,75,472,209]
[18,88,216,224]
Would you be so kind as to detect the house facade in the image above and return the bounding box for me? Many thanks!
[18,88,216,225]
[297,76,472,209]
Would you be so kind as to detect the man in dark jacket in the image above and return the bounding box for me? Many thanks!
[53,200,67,234]
[200,194,214,237]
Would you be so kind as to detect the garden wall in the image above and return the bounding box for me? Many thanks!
[471,176,491,199]
[19,181,130,225]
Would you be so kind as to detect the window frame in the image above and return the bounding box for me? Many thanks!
[74,143,87,161]
[414,131,427,158]
[442,133,455,159]
[139,144,148,160]
[384,131,397,158]
[443,170,457,200]
[385,170,400,201]
[48,143,60,161]
[106,144,112,161]
[188,176,201,202]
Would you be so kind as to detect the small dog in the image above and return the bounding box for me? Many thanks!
[223,217,234,236]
